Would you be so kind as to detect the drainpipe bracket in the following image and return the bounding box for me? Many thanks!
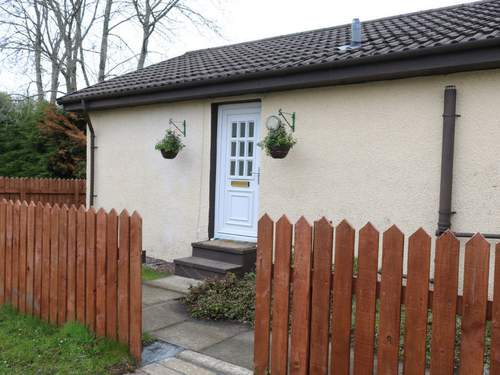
[438,210,456,215]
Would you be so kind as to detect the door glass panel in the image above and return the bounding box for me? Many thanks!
[227,117,257,181]
[240,122,246,137]
[238,160,244,176]
[230,161,236,176]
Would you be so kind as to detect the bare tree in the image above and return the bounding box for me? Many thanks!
[0,0,223,99]
[0,0,47,100]
[45,0,100,93]
[33,0,45,101]
[97,0,136,82]
[98,0,114,82]
[132,0,220,70]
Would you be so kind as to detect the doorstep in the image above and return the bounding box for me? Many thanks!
[173,239,257,280]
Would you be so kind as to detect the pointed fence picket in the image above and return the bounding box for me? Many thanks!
[254,214,499,375]
[0,177,85,206]
[0,199,142,362]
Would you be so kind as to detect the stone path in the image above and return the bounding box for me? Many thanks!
[137,276,254,374]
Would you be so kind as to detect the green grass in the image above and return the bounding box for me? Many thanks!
[141,332,156,347]
[0,304,135,374]
[142,265,170,281]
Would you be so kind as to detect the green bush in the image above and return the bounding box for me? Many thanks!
[155,129,185,153]
[183,273,255,325]
[0,94,86,178]
[258,125,296,155]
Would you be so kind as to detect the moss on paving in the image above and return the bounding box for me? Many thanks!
[0,304,135,374]
[142,265,170,281]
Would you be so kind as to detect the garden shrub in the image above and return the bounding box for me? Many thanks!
[183,272,255,325]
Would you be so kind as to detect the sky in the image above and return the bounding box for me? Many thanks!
[0,0,471,95]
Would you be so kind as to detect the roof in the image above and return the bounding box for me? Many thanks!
[59,0,500,110]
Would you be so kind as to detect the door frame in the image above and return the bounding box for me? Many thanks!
[208,99,261,239]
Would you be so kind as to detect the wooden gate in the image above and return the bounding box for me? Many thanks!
[0,199,142,361]
[254,215,499,374]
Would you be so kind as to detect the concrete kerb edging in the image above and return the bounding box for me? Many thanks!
[177,350,253,375]
[143,275,203,295]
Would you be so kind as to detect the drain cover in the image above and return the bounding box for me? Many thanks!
[141,341,184,365]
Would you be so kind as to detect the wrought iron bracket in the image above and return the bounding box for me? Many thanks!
[169,119,186,137]
[278,109,296,132]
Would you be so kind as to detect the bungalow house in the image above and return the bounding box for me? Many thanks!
[58,0,500,279]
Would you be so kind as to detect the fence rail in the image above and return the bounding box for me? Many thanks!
[0,177,86,206]
[0,199,142,361]
[254,215,499,374]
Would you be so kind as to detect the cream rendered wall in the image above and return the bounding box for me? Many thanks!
[89,101,212,260]
[260,69,500,237]
[88,68,500,264]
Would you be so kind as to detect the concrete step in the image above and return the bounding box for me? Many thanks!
[174,256,243,280]
[191,240,256,273]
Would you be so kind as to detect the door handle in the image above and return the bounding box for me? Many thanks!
[251,168,261,184]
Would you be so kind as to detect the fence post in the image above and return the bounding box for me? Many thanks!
[430,231,460,374]
[118,210,130,346]
[403,228,431,375]
[129,211,142,362]
[353,223,379,375]
[271,216,292,375]
[254,214,274,375]
[309,218,333,375]
[289,217,313,375]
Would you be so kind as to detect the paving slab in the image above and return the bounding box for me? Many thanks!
[153,319,250,351]
[201,330,254,370]
[161,357,216,375]
[144,275,202,295]
[143,300,189,332]
[143,285,184,306]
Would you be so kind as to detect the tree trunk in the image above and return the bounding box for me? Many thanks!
[98,0,113,82]
[34,0,44,101]
[137,4,151,70]
[49,59,59,104]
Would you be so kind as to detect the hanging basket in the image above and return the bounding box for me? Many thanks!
[269,144,292,159]
[160,149,180,159]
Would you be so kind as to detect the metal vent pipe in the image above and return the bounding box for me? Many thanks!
[351,18,361,47]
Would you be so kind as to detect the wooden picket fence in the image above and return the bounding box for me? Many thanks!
[0,199,143,361]
[254,215,500,374]
[0,177,86,206]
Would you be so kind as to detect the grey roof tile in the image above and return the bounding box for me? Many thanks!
[59,0,500,103]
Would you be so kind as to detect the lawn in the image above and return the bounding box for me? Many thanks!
[142,265,170,281]
[0,305,135,374]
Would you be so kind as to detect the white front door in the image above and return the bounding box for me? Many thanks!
[215,103,261,241]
